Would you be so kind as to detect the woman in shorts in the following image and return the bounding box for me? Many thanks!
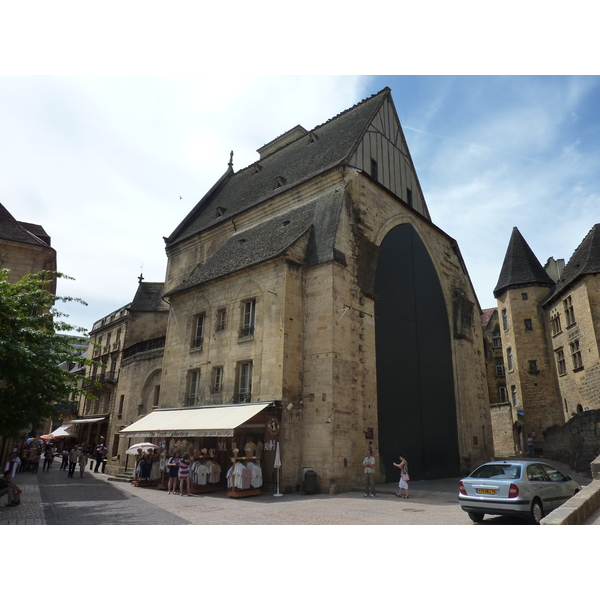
[177,452,192,496]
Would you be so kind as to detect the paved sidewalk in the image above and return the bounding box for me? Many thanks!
[0,469,46,525]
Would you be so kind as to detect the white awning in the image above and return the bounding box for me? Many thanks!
[69,417,106,424]
[119,402,272,438]
[49,425,77,438]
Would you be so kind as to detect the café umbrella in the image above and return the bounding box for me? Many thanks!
[126,442,159,455]
[273,442,283,497]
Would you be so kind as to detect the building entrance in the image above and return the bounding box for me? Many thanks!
[374,224,460,481]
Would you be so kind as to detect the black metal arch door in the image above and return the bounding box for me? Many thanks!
[374,223,460,481]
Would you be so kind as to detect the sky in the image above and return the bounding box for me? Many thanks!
[2,74,599,332]
[3,2,594,578]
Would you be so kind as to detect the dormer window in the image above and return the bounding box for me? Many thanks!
[308,133,319,144]
[254,164,262,174]
[216,206,226,218]
[275,176,286,189]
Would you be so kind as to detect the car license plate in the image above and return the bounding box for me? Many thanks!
[476,488,496,495]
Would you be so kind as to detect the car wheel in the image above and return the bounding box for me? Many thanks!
[529,500,543,525]
[468,512,485,523]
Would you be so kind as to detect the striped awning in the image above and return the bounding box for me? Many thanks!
[119,402,272,438]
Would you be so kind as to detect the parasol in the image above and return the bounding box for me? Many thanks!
[126,442,159,455]
[40,434,53,440]
[273,442,282,497]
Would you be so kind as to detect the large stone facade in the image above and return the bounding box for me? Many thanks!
[93,89,495,489]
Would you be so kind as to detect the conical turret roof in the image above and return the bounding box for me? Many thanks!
[493,227,554,298]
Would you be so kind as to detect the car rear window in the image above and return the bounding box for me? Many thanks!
[470,464,521,479]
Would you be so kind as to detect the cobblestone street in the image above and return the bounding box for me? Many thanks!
[2,462,471,525]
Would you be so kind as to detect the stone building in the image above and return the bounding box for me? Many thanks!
[114,88,493,491]
[78,280,169,455]
[491,224,600,456]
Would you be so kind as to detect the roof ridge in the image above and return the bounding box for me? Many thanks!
[234,87,391,175]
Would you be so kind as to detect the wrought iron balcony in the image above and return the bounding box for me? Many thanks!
[122,336,166,359]
[234,393,252,404]
[239,326,254,338]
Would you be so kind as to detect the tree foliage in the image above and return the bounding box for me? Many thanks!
[0,269,97,438]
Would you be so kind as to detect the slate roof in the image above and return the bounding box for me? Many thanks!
[130,282,170,311]
[165,189,346,296]
[543,223,600,304]
[165,88,391,248]
[493,227,554,298]
[0,202,52,248]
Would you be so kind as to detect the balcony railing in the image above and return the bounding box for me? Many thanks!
[239,326,254,338]
[234,392,252,404]
[122,336,166,359]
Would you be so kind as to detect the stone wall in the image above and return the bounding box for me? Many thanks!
[489,403,515,457]
[543,409,600,476]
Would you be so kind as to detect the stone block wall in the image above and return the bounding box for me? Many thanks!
[543,409,600,476]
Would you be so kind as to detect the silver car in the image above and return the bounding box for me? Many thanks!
[458,460,582,524]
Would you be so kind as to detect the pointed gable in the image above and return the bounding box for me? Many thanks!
[494,227,554,298]
[544,223,600,303]
[0,202,51,248]
[165,88,427,249]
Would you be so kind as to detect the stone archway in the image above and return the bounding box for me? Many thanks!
[374,223,460,481]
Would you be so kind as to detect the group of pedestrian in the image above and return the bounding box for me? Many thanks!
[166,451,193,496]
[363,449,410,499]
[66,446,89,478]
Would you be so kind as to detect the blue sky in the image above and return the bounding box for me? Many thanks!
[2,74,599,331]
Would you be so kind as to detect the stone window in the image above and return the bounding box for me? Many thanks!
[235,361,252,403]
[528,360,538,372]
[550,312,562,336]
[511,385,518,406]
[191,313,205,349]
[495,357,505,377]
[521,293,528,300]
[498,386,508,402]
[502,308,509,331]
[555,347,566,375]
[370,158,378,181]
[506,347,514,371]
[240,299,255,338]
[212,366,224,393]
[216,308,227,331]
[564,295,576,327]
[524,318,533,331]
[492,330,502,348]
[186,369,201,406]
[570,339,583,370]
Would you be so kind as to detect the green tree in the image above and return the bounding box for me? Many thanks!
[0,269,98,438]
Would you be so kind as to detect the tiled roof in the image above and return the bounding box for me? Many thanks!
[493,227,554,298]
[481,307,496,328]
[543,223,600,303]
[0,202,51,248]
[130,282,170,311]
[165,190,345,296]
[165,88,390,248]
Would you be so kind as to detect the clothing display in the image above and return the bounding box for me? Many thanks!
[227,460,262,490]
[191,459,222,486]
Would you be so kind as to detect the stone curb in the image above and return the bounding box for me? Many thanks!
[541,479,600,525]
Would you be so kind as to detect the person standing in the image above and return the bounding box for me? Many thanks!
[167,452,180,494]
[0,470,23,506]
[393,454,410,498]
[42,445,54,471]
[363,449,376,498]
[94,443,105,473]
[78,450,88,478]
[60,448,69,470]
[68,446,81,478]
[177,452,192,496]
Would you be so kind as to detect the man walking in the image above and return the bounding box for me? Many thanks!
[68,446,80,478]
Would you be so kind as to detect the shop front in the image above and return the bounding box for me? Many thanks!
[119,402,282,497]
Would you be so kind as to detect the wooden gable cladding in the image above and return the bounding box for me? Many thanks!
[348,96,430,220]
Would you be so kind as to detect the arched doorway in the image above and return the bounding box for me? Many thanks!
[374,223,460,481]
